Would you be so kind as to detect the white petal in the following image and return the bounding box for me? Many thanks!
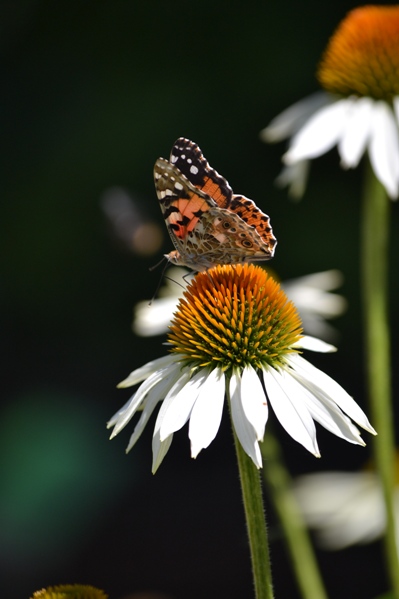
[240,366,269,441]
[133,297,179,336]
[294,335,337,353]
[294,472,384,548]
[150,369,195,472]
[125,382,168,453]
[229,370,263,468]
[275,161,311,200]
[108,364,178,437]
[338,97,373,168]
[286,366,365,445]
[159,369,208,440]
[189,369,225,458]
[289,354,376,435]
[117,353,178,388]
[287,287,347,319]
[263,366,320,456]
[369,101,399,200]
[283,99,350,164]
[124,365,185,452]
[151,430,174,474]
[260,92,330,142]
[286,269,344,291]
[107,393,140,431]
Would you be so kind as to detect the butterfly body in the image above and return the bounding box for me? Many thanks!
[154,138,277,271]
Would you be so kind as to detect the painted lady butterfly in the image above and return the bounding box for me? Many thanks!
[154,138,277,271]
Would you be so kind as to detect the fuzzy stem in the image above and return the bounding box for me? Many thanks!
[229,387,274,599]
[361,162,399,595]
[261,433,328,599]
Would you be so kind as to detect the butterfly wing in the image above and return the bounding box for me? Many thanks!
[170,137,233,207]
[154,157,275,271]
[170,137,277,254]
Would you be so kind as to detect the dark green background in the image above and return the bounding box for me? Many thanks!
[2,2,399,598]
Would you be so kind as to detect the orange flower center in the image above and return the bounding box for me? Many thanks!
[317,6,399,101]
[168,264,303,370]
[30,585,108,599]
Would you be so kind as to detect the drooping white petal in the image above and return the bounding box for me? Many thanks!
[117,353,179,388]
[260,92,331,141]
[285,363,365,445]
[263,366,320,456]
[151,369,196,472]
[159,369,208,440]
[294,472,384,548]
[288,353,376,435]
[368,101,399,200]
[124,365,185,452]
[293,335,337,353]
[151,429,174,474]
[283,99,351,164]
[189,368,226,458]
[229,370,263,468]
[240,365,269,441]
[125,385,168,453]
[107,393,139,431]
[108,364,178,437]
[338,96,373,168]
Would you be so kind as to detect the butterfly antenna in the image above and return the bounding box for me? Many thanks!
[163,274,186,291]
[148,257,170,305]
[149,255,167,272]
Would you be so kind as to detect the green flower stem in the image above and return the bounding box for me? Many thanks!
[261,433,328,599]
[229,399,274,598]
[361,162,399,596]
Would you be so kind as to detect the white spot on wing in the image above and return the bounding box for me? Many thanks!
[175,182,184,191]
[190,165,199,175]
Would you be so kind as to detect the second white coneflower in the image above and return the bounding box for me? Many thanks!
[262,5,399,199]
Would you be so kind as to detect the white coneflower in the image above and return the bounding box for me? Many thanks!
[261,6,399,199]
[108,264,375,472]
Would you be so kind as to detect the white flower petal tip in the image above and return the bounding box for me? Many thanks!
[261,92,331,143]
[116,354,178,388]
[275,161,310,200]
[287,353,377,439]
[295,336,337,353]
[116,379,134,389]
